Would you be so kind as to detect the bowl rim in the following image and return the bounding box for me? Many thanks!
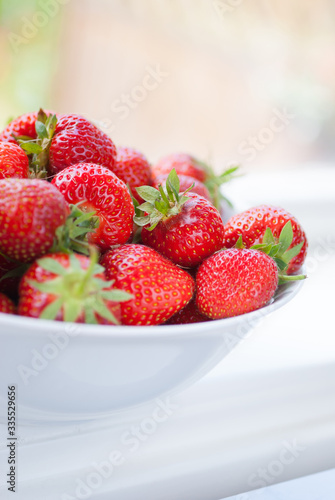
[0,271,305,340]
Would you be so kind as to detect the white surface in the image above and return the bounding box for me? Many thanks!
[224,468,335,499]
[0,166,334,499]
[1,360,334,500]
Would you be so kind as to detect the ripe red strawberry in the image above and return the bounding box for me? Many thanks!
[0,142,29,179]
[224,205,308,274]
[18,252,132,324]
[153,153,207,183]
[152,153,238,208]
[135,170,224,267]
[101,244,195,325]
[113,147,152,203]
[196,248,279,319]
[0,293,16,314]
[52,163,134,250]
[10,111,117,178]
[166,298,210,324]
[0,109,55,144]
[0,179,69,262]
[153,173,212,203]
[48,114,117,175]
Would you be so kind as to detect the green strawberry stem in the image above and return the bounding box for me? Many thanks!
[134,169,194,230]
[52,203,100,256]
[158,184,170,210]
[29,250,133,324]
[77,246,99,295]
[235,221,307,282]
[198,161,240,209]
[15,109,57,179]
[278,274,306,284]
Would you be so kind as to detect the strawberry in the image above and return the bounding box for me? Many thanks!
[135,170,225,267]
[0,109,55,144]
[152,153,238,208]
[196,221,306,319]
[153,173,212,203]
[153,153,208,183]
[18,251,132,324]
[113,147,152,203]
[196,248,279,319]
[48,114,117,176]
[0,179,69,262]
[16,111,117,178]
[224,205,308,274]
[0,142,29,179]
[52,163,135,250]
[0,293,16,314]
[100,244,195,325]
[10,111,117,178]
[165,298,210,324]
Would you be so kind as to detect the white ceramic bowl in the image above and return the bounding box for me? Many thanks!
[0,278,304,423]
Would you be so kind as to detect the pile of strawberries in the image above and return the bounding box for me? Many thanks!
[0,109,308,326]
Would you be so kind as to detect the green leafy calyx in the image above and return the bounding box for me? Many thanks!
[52,203,100,256]
[236,221,306,283]
[197,158,240,209]
[15,108,57,179]
[134,169,194,231]
[28,248,133,324]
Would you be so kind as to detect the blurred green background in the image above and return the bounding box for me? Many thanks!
[0,0,335,170]
[0,0,61,119]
